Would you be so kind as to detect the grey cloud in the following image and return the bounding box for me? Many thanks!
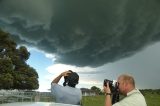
[79,42,160,89]
[0,0,53,27]
[0,0,160,67]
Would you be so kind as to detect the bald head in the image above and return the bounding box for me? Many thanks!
[118,74,135,88]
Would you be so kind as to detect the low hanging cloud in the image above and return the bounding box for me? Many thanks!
[0,0,160,67]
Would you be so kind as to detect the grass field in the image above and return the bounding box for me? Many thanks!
[82,92,160,106]
[82,95,105,106]
[144,92,160,106]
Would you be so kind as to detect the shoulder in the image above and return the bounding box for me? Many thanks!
[66,86,82,94]
[51,82,59,87]
[115,90,146,106]
[51,83,64,90]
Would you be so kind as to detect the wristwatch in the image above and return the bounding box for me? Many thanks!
[105,93,112,95]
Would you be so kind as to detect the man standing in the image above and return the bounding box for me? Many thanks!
[103,74,147,106]
[51,70,82,105]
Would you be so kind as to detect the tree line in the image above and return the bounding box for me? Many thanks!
[0,29,39,90]
[90,86,160,95]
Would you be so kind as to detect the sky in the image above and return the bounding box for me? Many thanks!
[0,0,160,91]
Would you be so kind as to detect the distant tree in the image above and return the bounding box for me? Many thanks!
[0,29,39,90]
[91,86,103,95]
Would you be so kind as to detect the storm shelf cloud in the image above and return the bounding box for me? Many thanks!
[0,0,160,67]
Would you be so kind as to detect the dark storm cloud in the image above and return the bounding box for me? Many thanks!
[0,0,160,67]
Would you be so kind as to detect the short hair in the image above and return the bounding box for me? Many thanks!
[63,70,79,87]
[118,74,135,87]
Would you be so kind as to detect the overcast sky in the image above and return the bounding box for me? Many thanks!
[0,0,160,91]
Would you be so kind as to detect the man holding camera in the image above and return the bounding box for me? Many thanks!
[51,70,82,105]
[103,74,147,106]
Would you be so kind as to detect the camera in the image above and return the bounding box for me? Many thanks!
[103,79,118,92]
[63,70,73,86]
[103,79,119,104]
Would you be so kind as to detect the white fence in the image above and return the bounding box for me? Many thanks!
[0,90,54,104]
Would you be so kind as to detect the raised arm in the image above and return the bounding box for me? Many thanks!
[104,82,112,106]
[51,70,71,84]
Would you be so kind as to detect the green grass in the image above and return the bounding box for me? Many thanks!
[82,93,160,106]
[144,92,160,106]
[82,95,105,106]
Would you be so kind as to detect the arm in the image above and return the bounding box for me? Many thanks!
[105,94,112,106]
[51,71,71,84]
[103,82,112,106]
[51,73,63,84]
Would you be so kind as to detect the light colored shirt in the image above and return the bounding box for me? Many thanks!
[113,89,147,106]
[51,83,82,105]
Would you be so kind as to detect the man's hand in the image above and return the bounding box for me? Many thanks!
[61,70,72,77]
[103,82,112,106]
[103,82,111,94]
[52,70,71,84]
